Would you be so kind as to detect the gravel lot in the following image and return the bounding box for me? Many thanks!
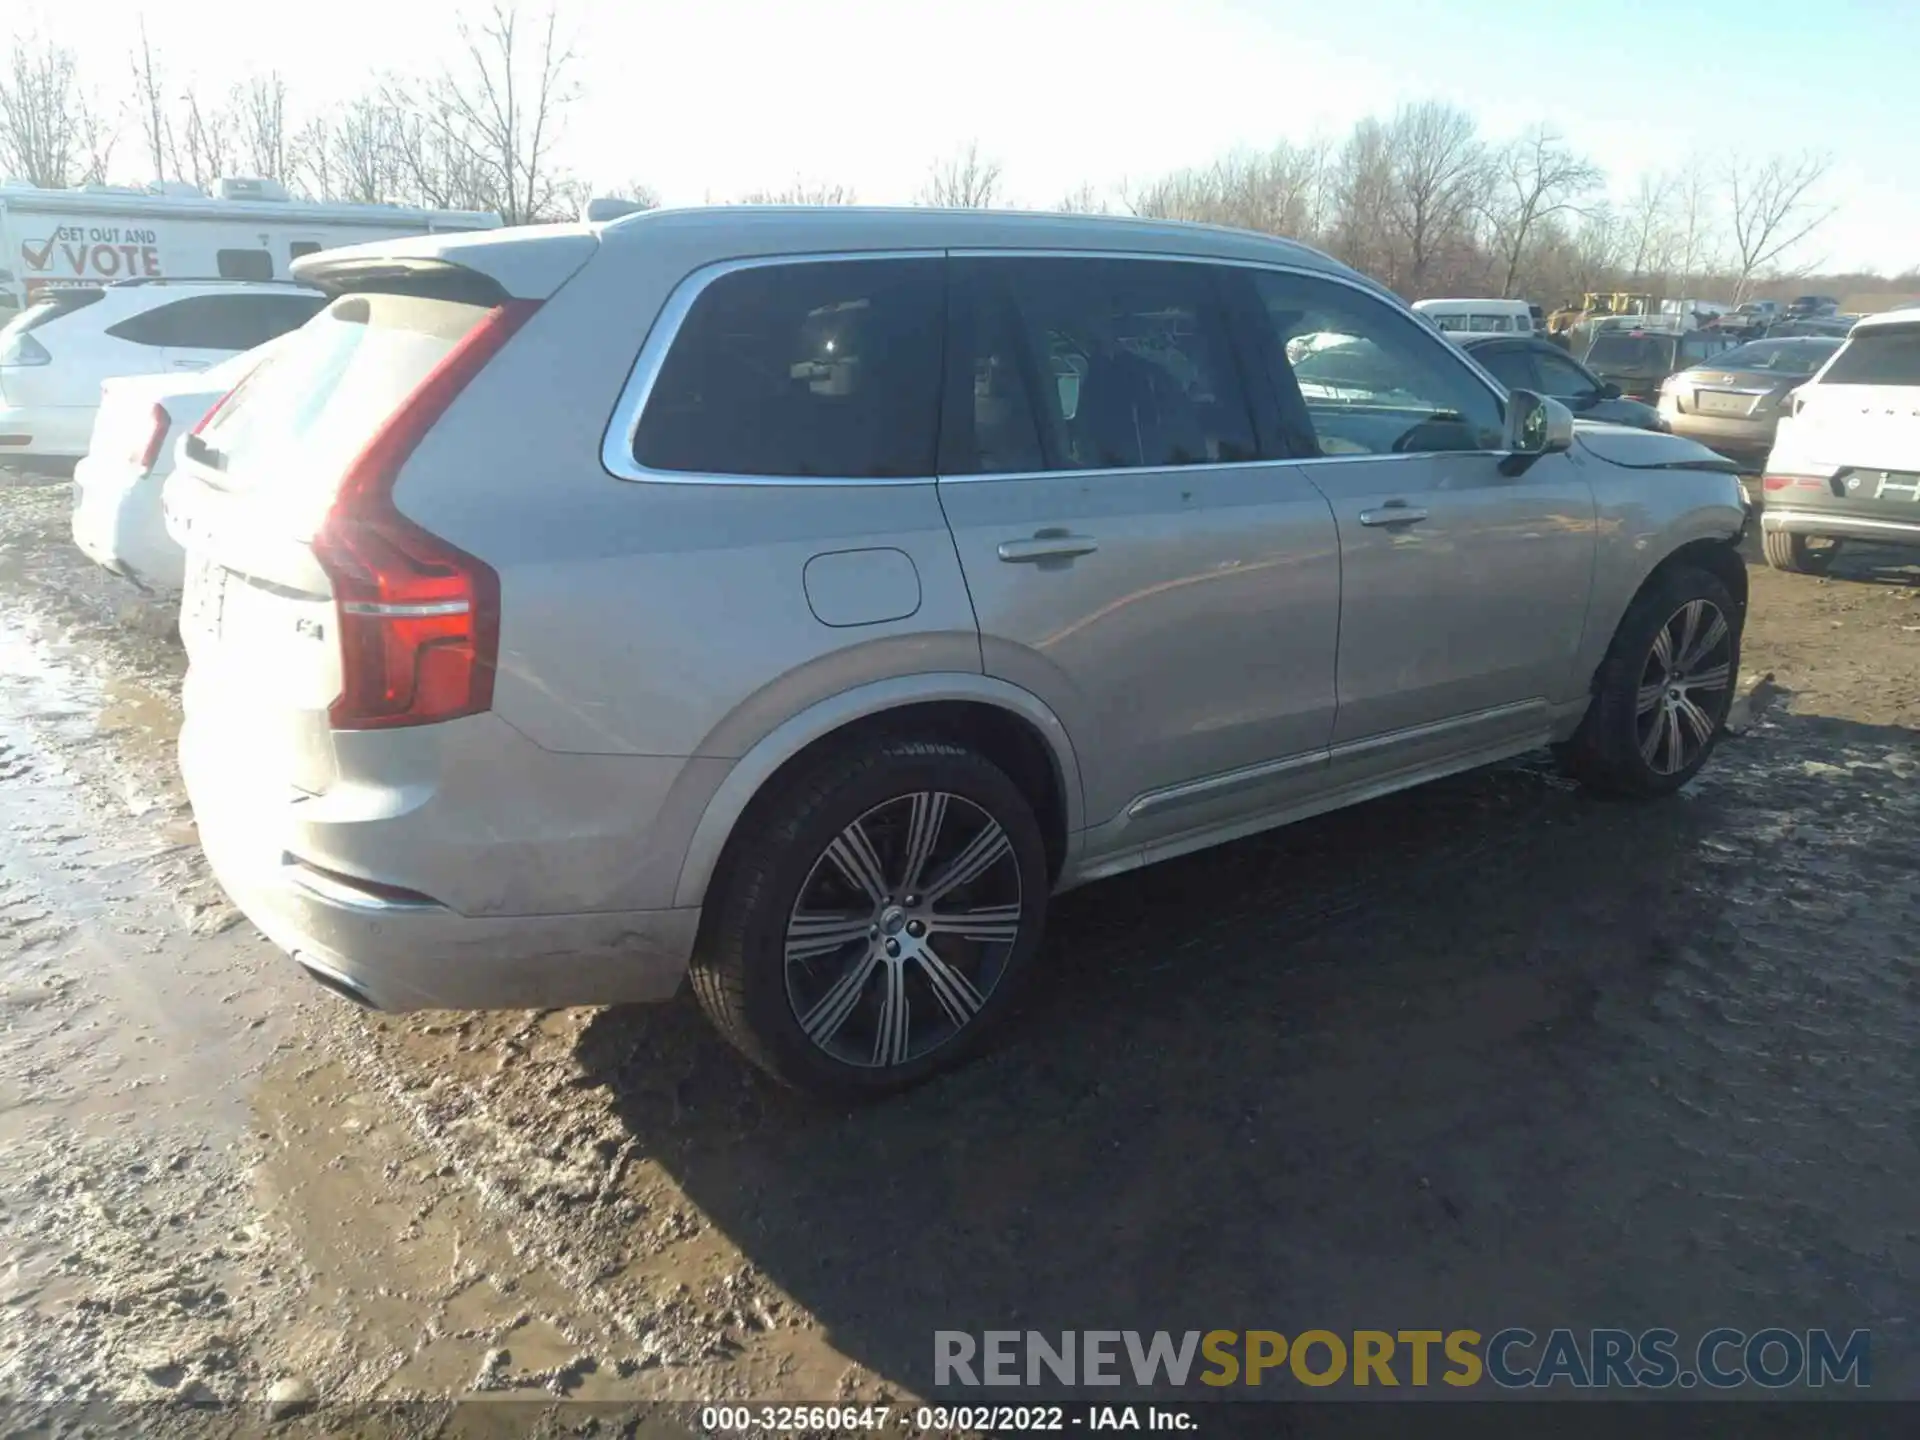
[2,467,1916,1427]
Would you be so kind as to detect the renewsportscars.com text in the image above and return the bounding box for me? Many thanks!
[934,1328,1870,1390]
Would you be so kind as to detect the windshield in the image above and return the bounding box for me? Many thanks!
[1709,339,1842,375]
[1585,333,1676,371]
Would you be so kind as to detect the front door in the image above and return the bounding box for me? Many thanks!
[1241,268,1597,768]
[936,256,1342,841]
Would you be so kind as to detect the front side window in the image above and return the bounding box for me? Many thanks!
[634,259,943,478]
[1532,350,1601,400]
[953,257,1256,473]
[1821,326,1920,386]
[1252,271,1504,456]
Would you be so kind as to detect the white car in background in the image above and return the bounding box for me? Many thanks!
[0,278,322,466]
[70,340,283,591]
[1759,306,1920,572]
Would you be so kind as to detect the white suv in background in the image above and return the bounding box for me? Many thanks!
[0,279,323,466]
[1760,307,1920,572]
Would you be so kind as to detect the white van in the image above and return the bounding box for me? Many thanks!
[0,178,499,313]
[1412,298,1535,341]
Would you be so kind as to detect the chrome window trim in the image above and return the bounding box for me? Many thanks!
[599,246,1511,488]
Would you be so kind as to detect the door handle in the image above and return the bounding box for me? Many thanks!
[997,532,1099,563]
[1358,503,1429,528]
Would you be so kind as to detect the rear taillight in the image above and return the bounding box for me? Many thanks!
[314,299,537,731]
[132,404,170,473]
[1761,474,1828,492]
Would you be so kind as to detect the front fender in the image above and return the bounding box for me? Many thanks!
[671,673,1086,909]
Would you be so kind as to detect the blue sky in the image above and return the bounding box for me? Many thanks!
[29,0,1920,273]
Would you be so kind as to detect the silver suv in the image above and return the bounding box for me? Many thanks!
[165,209,1750,1096]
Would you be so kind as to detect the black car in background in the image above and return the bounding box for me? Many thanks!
[1578,326,1739,404]
[1461,335,1667,431]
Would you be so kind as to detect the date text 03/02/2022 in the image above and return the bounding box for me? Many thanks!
[933,1327,1872,1390]
[700,1405,1193,1432]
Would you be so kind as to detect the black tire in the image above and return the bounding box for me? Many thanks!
[1560,564,1742,799]
[1762,529,1839,573]
[689,736,1049,1098]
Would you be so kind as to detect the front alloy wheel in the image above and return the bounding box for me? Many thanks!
[785,792,1023,1069]
[1635,597,1734,776]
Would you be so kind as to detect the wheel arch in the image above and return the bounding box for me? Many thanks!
[1586,532,1748,697]
[672,674,1085,910]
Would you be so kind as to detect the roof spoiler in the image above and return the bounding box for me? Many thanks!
[292,227,599,301]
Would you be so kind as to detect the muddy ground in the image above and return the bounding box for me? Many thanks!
[1,468,1917,1429]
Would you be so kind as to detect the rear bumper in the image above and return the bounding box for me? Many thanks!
[1761,506,1920,547]
[71,458,186,590]
[1659,408,1777,462]
[179,702,710,1011]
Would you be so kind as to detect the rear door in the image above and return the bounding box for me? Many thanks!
[935,255,1341,841]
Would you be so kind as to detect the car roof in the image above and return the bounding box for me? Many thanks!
[1851,306,1920,333]
[597,203,1358,275]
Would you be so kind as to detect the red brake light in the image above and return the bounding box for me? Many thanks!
[192,383,240,436]
[1762,474,1826,492]
[132,403,170,472]
[314,299,537,731]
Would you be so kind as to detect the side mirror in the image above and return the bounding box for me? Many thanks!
[1501,390,1574,474]
[1597,381,1622,400]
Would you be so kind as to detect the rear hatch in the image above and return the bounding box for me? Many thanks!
[1766,321,1920,519]
[1582,332,1680,400]
[167,238,592,796]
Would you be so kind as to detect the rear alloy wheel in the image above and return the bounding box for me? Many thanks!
[690,738,1048,1096]
[1762,529,1841,574]
[1561,566,1741,798]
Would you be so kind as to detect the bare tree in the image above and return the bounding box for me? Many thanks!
[1324,117,1397,284]
[0,34,112,188]
[1128,141,1324,240]
[288,116,334,199]
[1726,152,1834,302]
[1668,157,1720,299]
[401,1,579,222]
[1486,126,1600,297]
[738,179,856,205]
[1385,101,1488,296]
[920,141,1000,208]
[130,25,171,186]
[172,89,237,191]
[1619,171,1675,283]
[239,73,290,181]
[1054,181,1108,215]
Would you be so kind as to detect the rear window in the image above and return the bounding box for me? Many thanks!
[633,259,943,478]
[1585,333,1676,370]
[1712,338,1842,375]
[196,292,491,511]
[1821,327,1920,386]
[0,289,105,340]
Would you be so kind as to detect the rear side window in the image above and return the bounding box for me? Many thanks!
[217,249,274,281]
[1822,327,1920,386]
[289,241,323,262]
[196,291,491,511]
[633,259,943,478]
[108,293,324,350]
[949,256,1256,473]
